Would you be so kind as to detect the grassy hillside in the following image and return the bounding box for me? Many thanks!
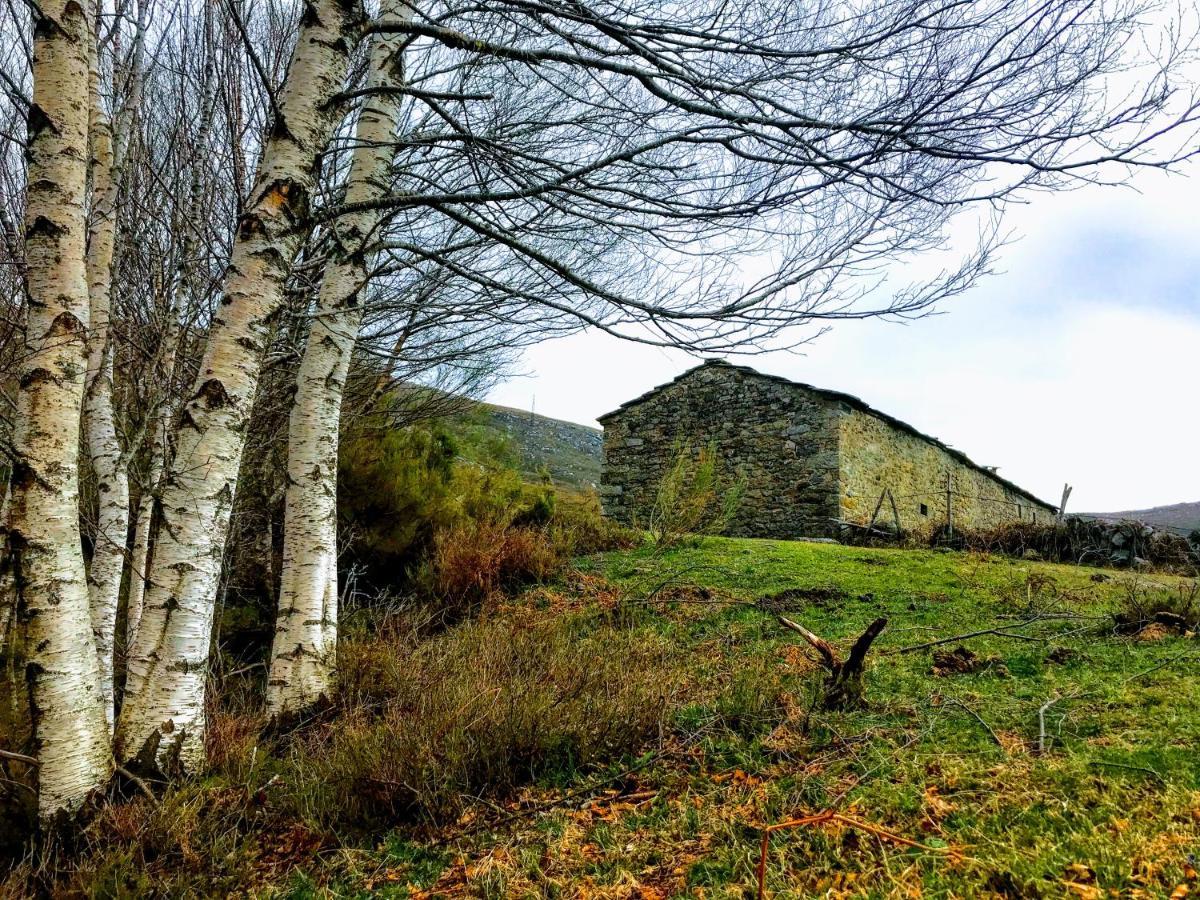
[1089,501,1200,534]
[16,537,1197,898]
[478,402,602,489]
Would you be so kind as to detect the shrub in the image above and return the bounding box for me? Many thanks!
[337,425,460,577]
[546,489,637,557]
[338,424,547,589]
[647,440,745,550]
[421,520,564,621]
[1112,579,1199,635]
[298,615,680,825]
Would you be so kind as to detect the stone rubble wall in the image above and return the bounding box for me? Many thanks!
[838,407,1056,534]
[600,364,841,538]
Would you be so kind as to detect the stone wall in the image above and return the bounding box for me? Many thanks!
[600,363,841,538]
[838,408,1056,534]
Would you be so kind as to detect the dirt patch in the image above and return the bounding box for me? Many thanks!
[1046,647,1077,665]
[931,646,1009,677]
[756,586,847,612]
[1135,622,1173,642]
[1114,610,1194,639]
[655,583,734,606]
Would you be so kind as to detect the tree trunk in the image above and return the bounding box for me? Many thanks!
[116,0,364,775]
[8,0,113,820]
[267,0,409,718]
[83,18,138,731]
[125,407,167,647]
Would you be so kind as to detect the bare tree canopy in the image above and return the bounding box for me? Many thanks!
[323,0,1200,351]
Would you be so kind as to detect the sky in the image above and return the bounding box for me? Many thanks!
[487,166,1200,514]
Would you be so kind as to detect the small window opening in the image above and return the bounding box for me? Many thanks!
[919,503,929,516]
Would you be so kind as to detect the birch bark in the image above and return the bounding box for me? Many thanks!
[266,0,410,717]
[82,3,144,730]
[116,0,364,774]
[9,0,112,819]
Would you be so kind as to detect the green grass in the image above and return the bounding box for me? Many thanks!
[419,538,1200,898]
[8,537,1197,898]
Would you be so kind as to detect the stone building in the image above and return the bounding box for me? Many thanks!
[598,360,1056,539]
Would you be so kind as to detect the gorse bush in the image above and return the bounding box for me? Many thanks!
[337,424,460,576]
[648,440,745,549]
[337,420,566,589]
[544,489,637,558]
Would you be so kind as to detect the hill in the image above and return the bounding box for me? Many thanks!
[1087,500,1200,534]
[478,402,602,489]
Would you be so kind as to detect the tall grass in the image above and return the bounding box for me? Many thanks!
[298,614,680,826]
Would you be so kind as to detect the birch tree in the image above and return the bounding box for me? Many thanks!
[83,0,147,730]
[267,0,411,716]
[116,0,365,774]
[7,0,111,819]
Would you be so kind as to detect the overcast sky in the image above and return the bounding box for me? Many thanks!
[488,165,1199,514]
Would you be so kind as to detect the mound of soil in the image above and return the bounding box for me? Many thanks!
[931,646,1009,677]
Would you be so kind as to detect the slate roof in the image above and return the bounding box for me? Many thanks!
[598,359,1056,510]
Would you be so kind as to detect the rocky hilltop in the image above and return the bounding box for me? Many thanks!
[482,403,602,489]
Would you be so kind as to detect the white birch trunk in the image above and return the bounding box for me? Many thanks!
[115,0,363,774]
[266,0,410,717]
[9,0,112,819]
[125,390,170,646]
[83,34,132,733]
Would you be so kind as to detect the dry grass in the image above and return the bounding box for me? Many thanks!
[301,613,682,826]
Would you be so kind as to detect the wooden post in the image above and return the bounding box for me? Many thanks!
[866,489,887,533]
[1057,483,1073,524]
[888,489,902,535]
[946,471,954,539]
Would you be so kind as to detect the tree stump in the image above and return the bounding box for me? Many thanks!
[778,615,888,710]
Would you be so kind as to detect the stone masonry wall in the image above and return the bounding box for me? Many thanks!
[600,363,841,539]
[838,408,1056,534]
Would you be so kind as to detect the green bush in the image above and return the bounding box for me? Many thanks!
[338,424,543,585]
[647,440,745,550]
[337,424,459,576]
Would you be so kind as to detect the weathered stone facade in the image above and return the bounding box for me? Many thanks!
[599,361,1055,538]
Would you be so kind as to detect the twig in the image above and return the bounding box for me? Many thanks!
[1089,761,1165,783]
[428,751,663,847]
[639,564,738,601]
[0,748,38,767]
[890,616,1076,654]
[756,809,960,899]
[946,698,1004,752]
[1036,690,1095,754]
[115,765,159,806]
